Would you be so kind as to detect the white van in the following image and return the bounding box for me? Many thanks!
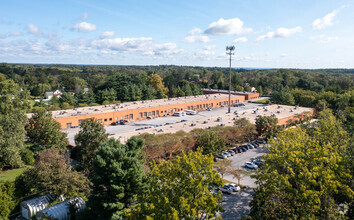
[173,111,186,117]
[184,110,197,115]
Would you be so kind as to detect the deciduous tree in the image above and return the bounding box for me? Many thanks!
[127,150,224,219]
[26,107,68,154]
[15,148,90,200]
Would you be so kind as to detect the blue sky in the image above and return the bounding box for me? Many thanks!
[0,0,353,68]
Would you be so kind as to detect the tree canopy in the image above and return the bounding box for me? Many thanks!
[127,150,224,219]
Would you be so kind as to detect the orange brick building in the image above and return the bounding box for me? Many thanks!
[52,94,245,129]
[202,89,259,100]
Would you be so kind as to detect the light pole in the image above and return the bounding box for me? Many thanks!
[226,46,235,113]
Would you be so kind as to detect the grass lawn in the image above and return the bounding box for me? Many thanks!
[250,98,270,104]
[0,166,29,183]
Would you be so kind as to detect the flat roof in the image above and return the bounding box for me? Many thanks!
[51,93,242,119]
[202,88,257,95]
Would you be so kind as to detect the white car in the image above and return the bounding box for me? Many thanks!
[245,162,258,169]
[228,183,241,192]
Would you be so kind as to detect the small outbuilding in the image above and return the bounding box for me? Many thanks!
[20,194,54,220]
[36,196,86,220]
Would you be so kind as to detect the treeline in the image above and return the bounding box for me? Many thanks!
[1,63,353,110]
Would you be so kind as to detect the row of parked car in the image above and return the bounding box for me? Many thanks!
[216,139,266,160]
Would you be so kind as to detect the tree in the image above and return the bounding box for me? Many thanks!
[255,115,279,138]
[142,85,155,100]
[0,181,16,219]
[127,150,224,219]
[234,118,257,142]
[0,79,31,169]
[227,168,244,186]
[88,137,146,219]
[271,87,295,105]
[214,159,232,178]
[250,127,353,219]
[74,119,108,174]
[15,148,90,200]
[26,107,68,154]
[60,92,75,106]
[195,130,226,157]
[147,73,168,98]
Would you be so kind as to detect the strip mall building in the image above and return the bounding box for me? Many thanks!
[202,89,259,100]
[52,94,245,129]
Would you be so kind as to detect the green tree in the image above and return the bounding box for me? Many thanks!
[255,115,279,138]
[74,119,108,174]
[234,118,257,142]
[142,85,155,100]
[0,181,16,219]
[88,137,146,219]
[15,148,90,200]
[0,79,31,169]
[195,130,226,157]
[26,107,68,154]
[127,150,224,219]
[60,92,75,106]
[250,127,353,219]
[271,87,295,105]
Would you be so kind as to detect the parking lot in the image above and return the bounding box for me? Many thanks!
[215,142,268,219]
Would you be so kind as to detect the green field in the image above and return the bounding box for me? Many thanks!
[250,98,270,104]
[0,166,29,183]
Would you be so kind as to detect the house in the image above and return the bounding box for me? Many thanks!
[53,90,62,98]
[44,92,54,100]
[44,90,62,100]
[82,87,89,93]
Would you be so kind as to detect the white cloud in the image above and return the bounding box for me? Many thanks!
[91,37,181,56]
[184,27,211,43]
[100,31,115,39]
[188,28,202,35]
[27,24,40,35]
[204,18,252,35]
[280,53,287,57]
[72,22,97,32]
[203,45,216,50]
[233,37,248,43]
[256,26,302,41]
[81,12,89,20]
[312,6,346,30]
[184,35,211,43]
[0,34,6,39]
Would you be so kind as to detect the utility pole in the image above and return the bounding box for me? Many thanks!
[226,46,235,113]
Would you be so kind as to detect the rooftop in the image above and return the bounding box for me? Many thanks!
[50,93,242,119]
[202,88,257,95]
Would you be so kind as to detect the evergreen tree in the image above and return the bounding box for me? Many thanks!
[74,119,108,175]
[88,137,146,219]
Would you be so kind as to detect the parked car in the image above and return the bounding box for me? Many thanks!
[236,148,242,153]
[243,145,249,150]
[218,153,227,159]
[252,142,259,148]
[207,108,212,111]
[181,119,188,122]
[245,162,258,169]
[217,186,231,194]
[240,147,247,152]
[247,144,254,149]
[227,150,235,156]
[227,183,241,192]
